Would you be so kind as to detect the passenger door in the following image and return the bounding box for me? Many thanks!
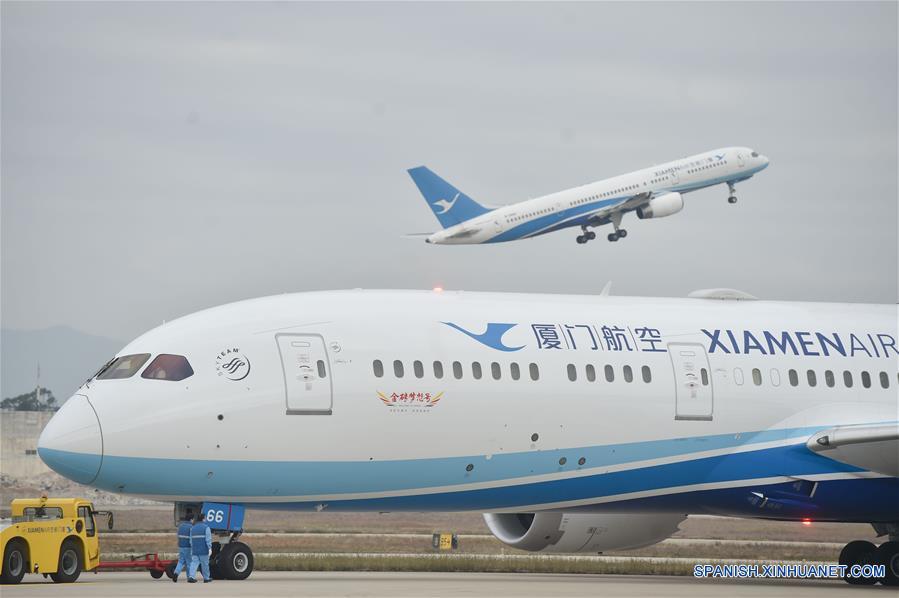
[276,334,333,414]
[668,343,713,421]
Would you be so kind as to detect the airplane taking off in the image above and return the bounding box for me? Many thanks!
[37,289,898,584]
[408,147,769,245]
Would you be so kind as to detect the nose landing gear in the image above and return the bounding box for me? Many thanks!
[210,537,255,580]
[727,181,738,204]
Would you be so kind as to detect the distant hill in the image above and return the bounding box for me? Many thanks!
[1,326,124,400]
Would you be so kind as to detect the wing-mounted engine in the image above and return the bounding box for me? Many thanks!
[636,192,684,219]
[483,512,685,553]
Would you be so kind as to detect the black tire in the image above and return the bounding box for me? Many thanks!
[728,196,737,204]
[840,540,877,585]
[218,542,253,581]
[165,561,177,580]
[607,233,617,242]
[150,568,164,579]
[586,231,596,240]
[1,539,27,585]
[206,541,224,580]
[49,538,82,583]
[618,229,627,238]
[878,541,899,586]
[575,236,585,244]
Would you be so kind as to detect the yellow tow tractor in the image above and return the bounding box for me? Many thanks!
[1,495,113,585]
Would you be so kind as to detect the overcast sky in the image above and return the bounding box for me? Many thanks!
[2,2,897,342]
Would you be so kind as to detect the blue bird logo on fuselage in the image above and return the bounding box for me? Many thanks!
[442,322,524,352]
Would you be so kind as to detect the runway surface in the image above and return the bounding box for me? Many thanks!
[2,571,890,597]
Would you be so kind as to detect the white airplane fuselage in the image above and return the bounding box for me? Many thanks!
[424,146,768,244]
[39,290,897,524]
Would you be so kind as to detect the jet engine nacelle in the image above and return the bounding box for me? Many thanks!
[636,192,684,219]
[483,512,685,553]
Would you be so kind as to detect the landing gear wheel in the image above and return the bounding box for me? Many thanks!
[209,541,224,580]
[617,229,627,238]
[607,233,619,242]
[877,541,899,586]
[1,538,27,585]
[49,539,82,583]
[840,540,878,585]
[576,235,586,244]
[218,542,254,581]
[150,568,164,579]
[727,196,737,204]
[585,231,596,241]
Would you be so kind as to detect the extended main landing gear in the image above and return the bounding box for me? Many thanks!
[607,212,627,242]
[727,181,738,204]
[838,533,899,586]
[575,215,628,244]
[575,227,596,244]
[607,228,627,242]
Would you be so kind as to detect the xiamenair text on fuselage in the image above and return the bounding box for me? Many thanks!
[408,147,768,245]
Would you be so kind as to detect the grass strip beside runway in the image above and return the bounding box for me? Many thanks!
[106,552,830,576]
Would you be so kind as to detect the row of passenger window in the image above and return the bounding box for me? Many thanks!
[687,161,725,175]
[571,178,670,209]
[374,359,897,393]
[566,363,656,384]
[510,208,553,223]
[374,359,658,385]
[374,359,540,380]
[740,367,893,390]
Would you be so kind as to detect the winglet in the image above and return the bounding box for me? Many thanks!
[600,281,613,297]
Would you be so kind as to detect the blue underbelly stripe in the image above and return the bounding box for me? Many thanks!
[74,442,868,511]
[40,424,884,500]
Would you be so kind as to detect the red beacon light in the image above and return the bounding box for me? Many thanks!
[802,518,813,526]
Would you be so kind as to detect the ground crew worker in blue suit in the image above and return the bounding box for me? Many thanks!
[171,514,193,582]
[187,512,213,583]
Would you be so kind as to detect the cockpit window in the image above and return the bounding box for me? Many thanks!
[96,354,151,380]
[751,151,759,157]
[141,354,194,381]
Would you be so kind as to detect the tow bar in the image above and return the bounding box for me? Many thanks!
[96,553,177,579]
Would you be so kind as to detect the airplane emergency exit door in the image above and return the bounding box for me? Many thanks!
[668,343,713,421]
[276,334,332,414]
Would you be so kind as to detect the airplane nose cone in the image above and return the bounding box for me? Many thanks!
[38,394,103,484]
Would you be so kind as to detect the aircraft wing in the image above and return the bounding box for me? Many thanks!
[806,423,899,476]
[586,192,652,225]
